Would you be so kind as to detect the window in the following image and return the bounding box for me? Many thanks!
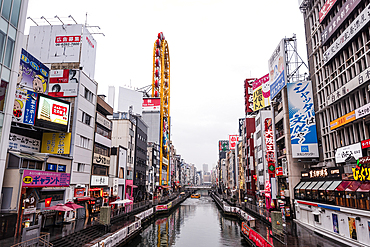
[58,165,66,172]
[10,0,21,27]
[1,0,12,21]
[77,163,85,172]
[80,136,90,149]
[92,164,108,176]
[82,112,92,126]
[21,160,43,170]
[4,35,14,67]
[94,143,109,156]
[96,125,110,138]
[84,87,93,102]
[314,214,321,224]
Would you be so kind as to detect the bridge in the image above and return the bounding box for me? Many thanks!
[184,185,212,190]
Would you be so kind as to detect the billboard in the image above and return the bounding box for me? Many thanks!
[19,49,49,94]
[287,81,319,158]
[319,0,338,23]
[330,111,356,130]
[34,94,70,132]
[8,133,41,153]
[27,24,82,63]
[219,140,229,153]
[41,132,71,154]
[229,135,239,150]
[80,26,97,79]
[48,69,79,97]
[22,170,70,187]
[142,98,161,111]
[253,74,270,111]
[13,88,38,125]
[269,40,286,99]
[244,79,254,113]
[264,118,275,173]
[335,142,362,163]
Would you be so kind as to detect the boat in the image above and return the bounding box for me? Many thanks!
[191,194,201,199]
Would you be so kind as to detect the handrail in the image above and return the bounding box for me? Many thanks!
[10,232,53,247]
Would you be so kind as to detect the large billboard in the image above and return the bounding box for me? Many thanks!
[48,69,79,97]
[13,88,38,125]
[253,74,270,111]
[22,170,70,187]
[142,98,161,111]
[34,94,70,132]
[19,48,49,94]
[269,40,286,99]
[41,132,71,154]
[287,81,319,158]
[80,26,97,79]
[27,24,82,63]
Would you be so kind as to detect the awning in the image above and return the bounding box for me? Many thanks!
[306,181,318,190]
[357,182,370,192]
[300,182,312,190]
[335,181,351,191]
[326,180,342,191]
[294,181,305,190]
[9,151,45,161]
[312,181,325,190]
[345,181,362,192]
[319,181,333,190]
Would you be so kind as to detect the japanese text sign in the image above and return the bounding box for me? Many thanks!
[8,133,40,153]
[319,0,338,23]
[361,138,370,149]
[48,69,79,98]
[55,35,81,43]
[323,4,370,65]
[253,74,270,111]
[287,81,319,158]
[142,98,161,111]
[36,95,70,126]
[356,102,370,119]
[352,167,370,181]
[269,39,286,99]
[91,175,108,186]
[335,142,362,163]
[219,140,229,153]
[229,135,239,150]
[13,88,38,125]
[264,118,275,173]
[22,170,70,187]
[41,132,71,154]
[330,111,355,130]
[245,79,254,113]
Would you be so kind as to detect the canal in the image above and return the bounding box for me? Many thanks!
[127,190,248,247]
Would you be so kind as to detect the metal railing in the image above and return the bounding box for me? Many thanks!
[11,232,52,247]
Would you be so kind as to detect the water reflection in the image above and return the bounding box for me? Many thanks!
[129,191,248,247]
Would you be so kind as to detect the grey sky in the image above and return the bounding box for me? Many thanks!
[26,0,306,170]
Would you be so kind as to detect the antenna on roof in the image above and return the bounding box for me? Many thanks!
[68,15,78,24]
[40,16,51,25]
[54,15,64,25]
[27,17,38,26]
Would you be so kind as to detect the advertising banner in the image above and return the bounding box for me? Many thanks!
[319,0,338,23]
[239,118,245,137]
[348,217,357,240]
[28,24,82,63]
[19,48,49,94]
[323,4,370,65]
[335,142,362,163]
[321,0,361,45]
[22,170,70,187]
[245,78,254,113]
[219,140,229,154]
[48,69,79,97]
[93,153,110,166]
[229,135,239,150]
[8,133,40,153]
[361,138,370,149]
[287,81,319,158]
[253,74,270,111]
[264,118,275,173]
[142,98,161,111]
[330,111,356,130]
[13,88,38,125]
[355,102,370,119]
[36,95,70,126]
[269,40,286,99]
[80,26,97,79]
[41,132,71,154]
[91,175,109,186]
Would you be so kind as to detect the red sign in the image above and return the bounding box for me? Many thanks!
[142,98,161,111]
[74,188,86,197]
[361,138,370,149]
[50,70,69,83]
[319,0,338,23]
[264,118,275,173]
[45,197,52,207]
[229,135,239,150]
[358,156,370,165]
[249,227,273,247]
[52,104,68,116]
[86,36,95,48]
[276,167,283,176]
[156,205,168,211]
[252,74,269,90]
[55,35,81,43]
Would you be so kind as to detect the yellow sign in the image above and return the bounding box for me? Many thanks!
[352,167,370,181]
[23,176,33,184]
[330,111,355,130]
[253,86,265,111]
[41,133,71,154]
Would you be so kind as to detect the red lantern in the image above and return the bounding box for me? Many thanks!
[156,48,160,57]
[155,69,159,78]
[155,91,159,97]
[155,79,159,88]
[156,39,161,48]
[155,58,160,67]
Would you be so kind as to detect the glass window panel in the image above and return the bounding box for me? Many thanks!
[4,36,14,67]
[10,0,20,27]
[8,24,15,40]
[1,66,9,81]
[1,0,11,21]
[36,161,42,170]
[0,18,7,33]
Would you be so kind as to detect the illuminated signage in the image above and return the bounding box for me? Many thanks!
[352,167,370,181]
[41,132,71,154]
[229,135,239,150]
[361,138,370,149]
[264,118,275,173]
[330,111,356,130]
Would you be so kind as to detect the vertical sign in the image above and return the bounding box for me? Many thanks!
[269,39,286,99]
[229,135,239,150]
[245,79,254,113]
[253,74,270,111]
[239,118,245,137]
[287,81,319,158]
[265,118,275,173]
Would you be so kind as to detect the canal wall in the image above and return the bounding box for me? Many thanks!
[83,193,190,247]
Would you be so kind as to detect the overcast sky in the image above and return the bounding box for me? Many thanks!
[26,0,307,171]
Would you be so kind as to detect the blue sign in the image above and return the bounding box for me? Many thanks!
[58,165,66,172]
[46,163,57,171]
[287,81,319,158]
[270,69,285,100]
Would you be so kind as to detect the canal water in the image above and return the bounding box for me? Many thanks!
[127,190,249,247]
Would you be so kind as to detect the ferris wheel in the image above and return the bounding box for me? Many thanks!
[152,32,170,185]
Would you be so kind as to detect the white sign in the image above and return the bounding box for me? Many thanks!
[327,66,370,106]
[80,27,97,79]
[96,112,112,130]
[335,142,362,163]
[355,102,370,119]
[323,4,370,65]
[8,133,40,152]
[229,135,239,150]
[49,69,79,98]
[112,178,118,196]
[91,175,109,186]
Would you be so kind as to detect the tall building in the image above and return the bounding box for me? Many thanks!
[294,0,370,246]
[203,164,208,173]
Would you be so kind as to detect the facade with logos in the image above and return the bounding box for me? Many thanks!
[90,95,113,209]
[296,0,370,245]
[243,117,256,203]
[147,142,160,199]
